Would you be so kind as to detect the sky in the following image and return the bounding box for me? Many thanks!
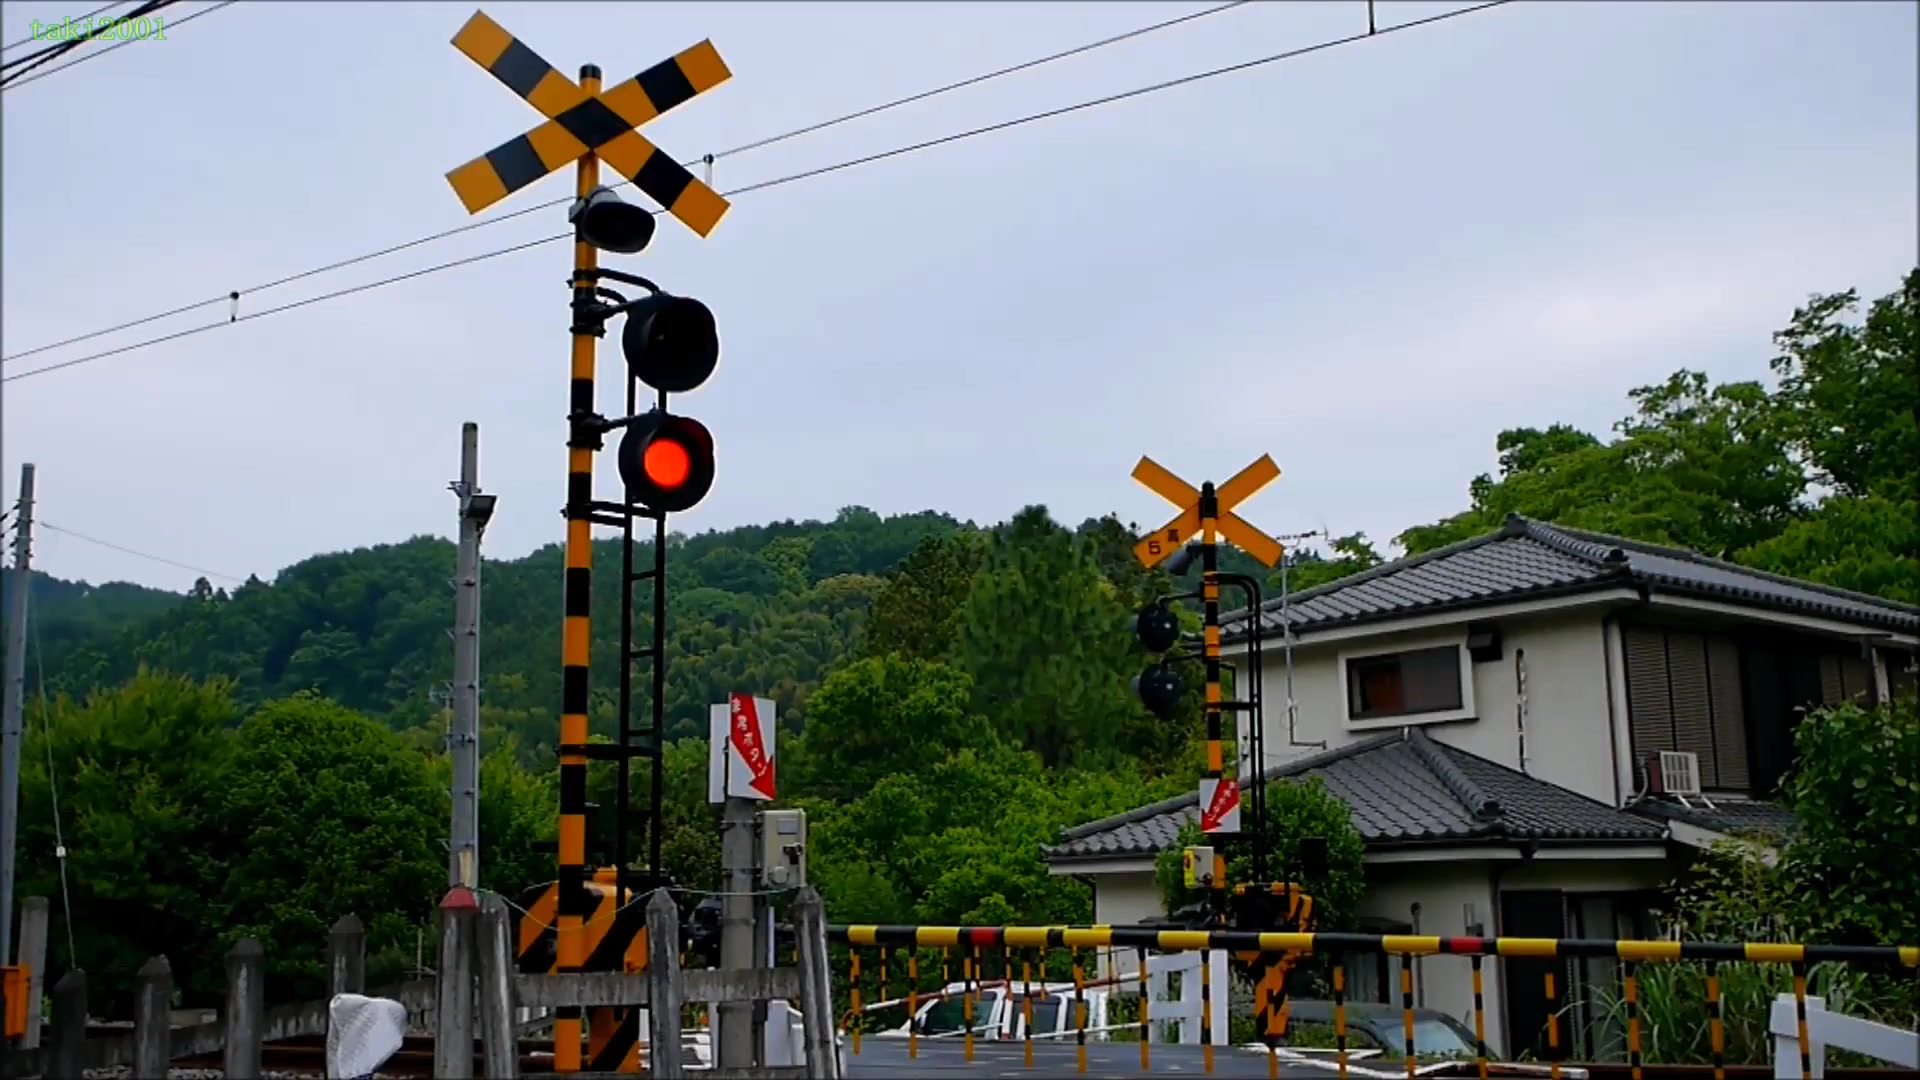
[2,0,1915,593]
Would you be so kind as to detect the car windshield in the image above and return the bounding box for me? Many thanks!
[1401,1017,1478,1058]
[920,993,995,1035]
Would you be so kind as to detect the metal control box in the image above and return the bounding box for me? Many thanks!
[758,808,808,888]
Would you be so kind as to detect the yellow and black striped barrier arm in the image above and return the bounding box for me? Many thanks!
[830,924,1920,967]
[446,10,732,234]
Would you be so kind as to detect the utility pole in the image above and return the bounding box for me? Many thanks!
[717,796,757,1069]
[1,462,36,965]
[449,424,493,889]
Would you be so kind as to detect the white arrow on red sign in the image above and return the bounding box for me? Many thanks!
[728,692,777,799]
[1200,777,1241,834]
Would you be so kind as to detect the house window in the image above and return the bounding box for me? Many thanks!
[1623,626,1749,791]
[1347,645,1464,721]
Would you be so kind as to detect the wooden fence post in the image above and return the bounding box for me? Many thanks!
[16,897,48,1051]
[225,938,265,1080]
[330,913,366,996]
[476,893,520,1080]
[132,955,172,1077]
[434,888,477,1079]
[793,887,841,1080]
[47,970,86,1079]
[646,890,684,1080]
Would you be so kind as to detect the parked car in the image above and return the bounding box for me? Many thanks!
[1275,1000,1484,1060]
[874,982,1113,1042]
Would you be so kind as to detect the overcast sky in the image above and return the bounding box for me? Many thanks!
[3,0,1914,593]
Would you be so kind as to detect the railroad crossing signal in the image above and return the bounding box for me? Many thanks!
[444,10,733,236]
[1131,455,1284,569]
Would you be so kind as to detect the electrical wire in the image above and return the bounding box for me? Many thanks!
[39,521,247,582]
[6,234,559,383]
[2,0,1512,385]
[1,0,1251,365]
[3,0,227,92]
[0,1,123,56]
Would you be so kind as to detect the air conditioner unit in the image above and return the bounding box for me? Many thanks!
[1646,750,1703,798]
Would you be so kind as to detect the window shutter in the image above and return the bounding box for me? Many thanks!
[1819,654,1845,707]
[1706,635,1748,790]
[1624,626,1673,763]
[1666,632,1717,787]
[1839,654,1872,704]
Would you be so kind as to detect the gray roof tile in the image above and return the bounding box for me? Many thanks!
[1628,797,1799,840]
[1043,729,1666,862]
[1227,515,1919,641]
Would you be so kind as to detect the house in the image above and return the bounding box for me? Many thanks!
[1043,513,1918,1060]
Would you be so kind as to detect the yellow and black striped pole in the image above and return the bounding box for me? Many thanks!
[1199,481,1223,813]
[554,60,604,1077]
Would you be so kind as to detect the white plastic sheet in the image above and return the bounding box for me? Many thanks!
[326,992,408,1079]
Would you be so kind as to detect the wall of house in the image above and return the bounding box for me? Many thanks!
[1361,863,1505,1053]
[1091,870,1164,980]
[1234,609,1622,806]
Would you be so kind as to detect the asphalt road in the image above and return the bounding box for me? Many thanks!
[845,1037,1331,1077]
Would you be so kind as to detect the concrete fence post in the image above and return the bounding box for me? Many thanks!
[330,913,366,996]
[16,897,48,1050]
[47,969,86,1079]
[225,938,265,1080]
[434,887,478,1079]
[133,955,173,1077]
[793,887,841,1080]
[645,890,684,1080]
[476,893,520,1080]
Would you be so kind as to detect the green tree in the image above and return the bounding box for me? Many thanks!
[859,533,987,661]
[952,507,1139,768]
[1777,698,1920,946]
[1399,371,1803,558]
[785,655,988,803]
[213,693,445,1000]
[1767,271,1919,501]
[16,670,240,1009]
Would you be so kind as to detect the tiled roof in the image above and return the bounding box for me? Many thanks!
[1226,514,1920,641]
[1629,797,1799,840]
[1042,729,1666,863]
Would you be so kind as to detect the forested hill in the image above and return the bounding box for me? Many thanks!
[19,272,1920,772]
[26,508,971,755]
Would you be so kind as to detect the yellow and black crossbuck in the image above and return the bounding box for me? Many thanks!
[445,10,733,236]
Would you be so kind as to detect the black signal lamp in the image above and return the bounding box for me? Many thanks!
[570,186,656,254]
[621,292,719,394]
[1133,661,1182,720]
[1135,602,1180,653]
[619,409,715,513]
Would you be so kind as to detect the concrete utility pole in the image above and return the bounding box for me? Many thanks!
[1,462,36,964]
[448,424,493,889]
[718,796,758,1069]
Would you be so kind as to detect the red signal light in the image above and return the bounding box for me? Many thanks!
[643,438,692,489]
[618,410,714,513]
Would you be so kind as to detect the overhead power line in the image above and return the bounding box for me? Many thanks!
[1,0,1250,365]
[39,522,247,582]
[2,0,1512,386]
[3,0,230,92]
